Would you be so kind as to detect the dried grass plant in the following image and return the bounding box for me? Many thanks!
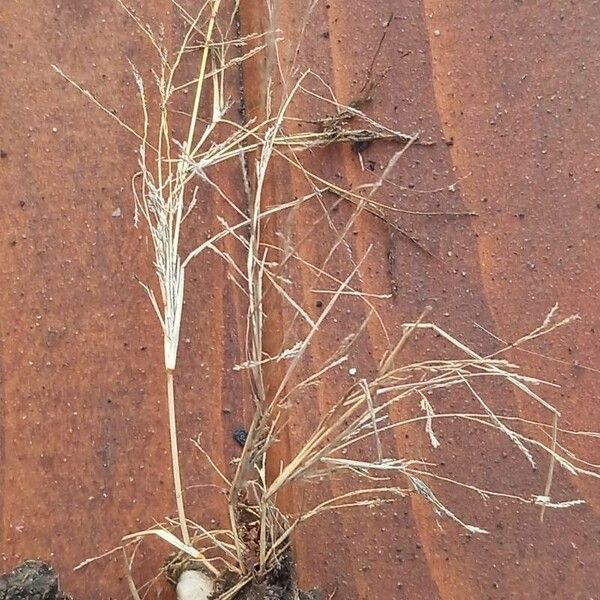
[56,1,599,598]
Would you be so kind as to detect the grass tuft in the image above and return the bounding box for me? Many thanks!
[56,1,599,597]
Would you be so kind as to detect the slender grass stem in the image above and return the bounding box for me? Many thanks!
[167,368,190,545]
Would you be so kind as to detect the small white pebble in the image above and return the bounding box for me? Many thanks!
[177,570,214,600]
[434,29,441,37]
[348,367,357,376]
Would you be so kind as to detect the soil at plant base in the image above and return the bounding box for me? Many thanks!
[0,561,72,600]
[232,586,320,600]
[228,583,321,600]
[209,553,321,600]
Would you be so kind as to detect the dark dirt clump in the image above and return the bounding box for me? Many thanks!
[231,584,321,600]
[210,553,321,600]
[0,561,72,600]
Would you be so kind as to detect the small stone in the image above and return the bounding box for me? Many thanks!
[176,570,214,600]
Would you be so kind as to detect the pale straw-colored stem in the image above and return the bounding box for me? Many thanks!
[167,368,190,545]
